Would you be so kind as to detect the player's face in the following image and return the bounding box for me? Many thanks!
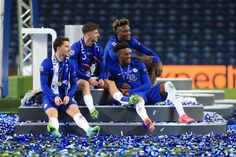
[88,29,100,42]
[117,25,131,41]
[59,41,71,57]
[118,48,132,65]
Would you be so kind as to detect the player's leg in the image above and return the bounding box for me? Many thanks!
[66,99,100,137]
[43,100,61,138]
[104,79,132,105]
[162,81,194,123]
[133,95,155,132]
[77,79,98,119]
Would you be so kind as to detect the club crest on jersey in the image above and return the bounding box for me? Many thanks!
[112,42,117,46]
[133,68,138,73]
[70,50,75,56]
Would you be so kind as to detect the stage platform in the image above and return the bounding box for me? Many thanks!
[18,105,204,122]
[15,78,230,135]
[177,90,225,100]
[15,120,226,136]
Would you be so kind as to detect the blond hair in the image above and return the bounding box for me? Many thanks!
[112,18,129,31]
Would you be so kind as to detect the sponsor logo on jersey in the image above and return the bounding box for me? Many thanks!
[128,74,137,82]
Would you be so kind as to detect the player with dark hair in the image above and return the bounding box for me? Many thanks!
[70,22,136,119]
[104,18,163,84]
[40,37,100,138]
[107,42,194,130]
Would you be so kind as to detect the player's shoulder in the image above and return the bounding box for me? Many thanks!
[70,41,81,52]
[131,59,143,66]
[40,57,52,72]
[108,36,117,42]
[107,37,118,46]
[71,41,80,47]
[94,42,103,49]
[41,57,52,66]
[107,62,119,71]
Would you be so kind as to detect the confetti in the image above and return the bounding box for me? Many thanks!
[0,113,235,156]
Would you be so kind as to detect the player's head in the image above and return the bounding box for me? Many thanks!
[112,18,131,41]
[82,22,100,42]
[53,37,70,57]
[114,42,131,65]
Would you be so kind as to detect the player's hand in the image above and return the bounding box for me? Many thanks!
[136,55,153,64]
[88,78,98,86]
[54,96,63,106]
[98,79,105,88]
[120,88,130,96]
[124,91,130,96]
[89,108,99,119]
[155,62,163,77]
[122,83,131,90]
[63,96,70,105]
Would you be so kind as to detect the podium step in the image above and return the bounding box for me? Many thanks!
[18,105,204,122]
[15,119,226,135]
[156,78,192,90]
[74,89,114,105]
[204,104,234,118]
[215,99,236,110]
[177,93,215,106]
[177,90,225,100]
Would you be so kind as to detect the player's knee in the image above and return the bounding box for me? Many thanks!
[164,81,176,93]
[67,105,79,116]
[78,79,90,89]
[104,79,115,87]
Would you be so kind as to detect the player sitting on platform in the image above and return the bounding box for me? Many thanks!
[104,18,163,84]
[40,37,100,138]
[70,22,135,119]
[107,42,194,131]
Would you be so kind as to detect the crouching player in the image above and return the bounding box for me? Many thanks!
[107,42,194,131]
[40,37,100,138]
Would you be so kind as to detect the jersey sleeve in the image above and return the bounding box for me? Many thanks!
[131,38,161,63]
[103,38,118,69]
[67,61,77,99]
[70,42,90,80]
[97,45,106,80]
[128,62,152,94]
[40,59,58,102]
[106,65,117,82]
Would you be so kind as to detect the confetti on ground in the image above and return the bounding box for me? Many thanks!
[0,113,236,156]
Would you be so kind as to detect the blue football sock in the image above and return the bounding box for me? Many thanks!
[120,96,129,105]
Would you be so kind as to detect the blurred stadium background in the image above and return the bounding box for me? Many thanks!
[0,0,236,107]
[9,0,236,68]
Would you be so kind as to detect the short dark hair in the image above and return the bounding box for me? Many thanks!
[113,42,129,53]
[53,37,69,52]
[82,22,99,34]
[112,18,129,31]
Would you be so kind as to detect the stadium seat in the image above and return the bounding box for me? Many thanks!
[8,0,236,66]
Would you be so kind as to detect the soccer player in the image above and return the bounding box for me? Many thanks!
[40,37,100,138]
[104,18,163,84]
[107,42,194,130]
[70,22,134,119]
